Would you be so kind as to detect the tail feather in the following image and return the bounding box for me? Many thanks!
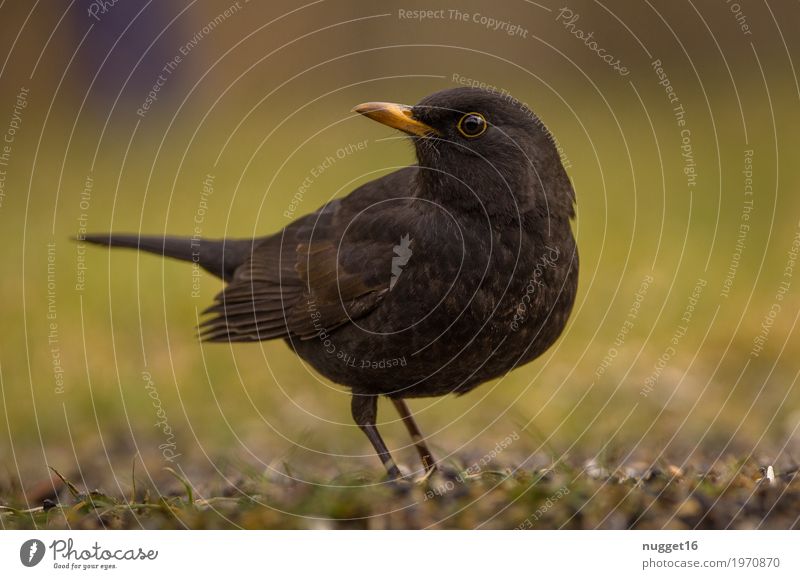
[81,234,257,281]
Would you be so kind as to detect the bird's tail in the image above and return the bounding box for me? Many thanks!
[80,233,257,281]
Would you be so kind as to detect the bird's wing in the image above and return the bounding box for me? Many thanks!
[199,169,416,343]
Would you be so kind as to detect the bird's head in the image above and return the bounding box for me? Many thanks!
[353,87,574,221]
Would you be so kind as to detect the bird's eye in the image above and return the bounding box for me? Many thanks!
[457,113,487,138]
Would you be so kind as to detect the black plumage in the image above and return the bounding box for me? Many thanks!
[84,87,578,479]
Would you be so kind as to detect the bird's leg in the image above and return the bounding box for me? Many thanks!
[351,394,402,479]
[391,398,437,473]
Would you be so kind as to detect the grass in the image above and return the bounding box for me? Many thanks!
[3,122,800,528]
[2,28,800,530]
[3,115,800,528]
[2,456,798,529]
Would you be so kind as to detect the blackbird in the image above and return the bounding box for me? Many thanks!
[85,87,578,479]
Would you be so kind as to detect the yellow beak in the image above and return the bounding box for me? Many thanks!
[352,102,437,137]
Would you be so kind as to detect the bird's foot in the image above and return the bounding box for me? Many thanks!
[408,463,463,486]
[380,463,437,488]
[413,465,476,501]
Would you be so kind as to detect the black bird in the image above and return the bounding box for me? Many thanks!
[84,87,578,479]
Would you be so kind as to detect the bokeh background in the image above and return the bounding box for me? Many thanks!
[1,0,799,527]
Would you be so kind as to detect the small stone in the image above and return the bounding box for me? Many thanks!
[584,458,609,479]
[667,465,684,478]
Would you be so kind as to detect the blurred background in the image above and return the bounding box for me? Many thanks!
[0,0,798,508]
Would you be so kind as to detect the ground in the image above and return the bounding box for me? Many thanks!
[2,455,798,530]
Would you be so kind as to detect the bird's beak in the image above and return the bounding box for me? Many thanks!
[352,102,438,137]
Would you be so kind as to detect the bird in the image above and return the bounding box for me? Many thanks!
[84,87,578,480]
